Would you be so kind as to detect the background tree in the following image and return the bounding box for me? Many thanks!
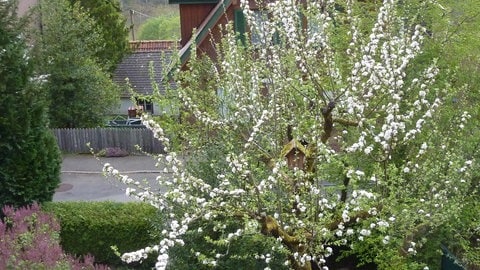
[34,0,120,128]
[430,0,480,110]
[138,14,180,40]
[415,1,480,267]
[0,0,61,207]
[69,0,130,72]
[105,0,479,269]
[119,0,180,41]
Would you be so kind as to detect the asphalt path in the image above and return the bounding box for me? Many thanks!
[53,154,164,202]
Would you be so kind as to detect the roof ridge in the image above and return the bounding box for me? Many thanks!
[129,40,180,52]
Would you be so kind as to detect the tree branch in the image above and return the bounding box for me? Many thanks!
[333,118,358,127]
[321,101,336,144]
[259,215,313,270]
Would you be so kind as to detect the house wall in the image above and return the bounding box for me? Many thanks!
[179,4,217,46]
[179,2,240,61]
[198,5,236,60]
[178,0,273,62]
[110,98,162,116]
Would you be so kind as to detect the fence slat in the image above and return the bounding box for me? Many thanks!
[51,128,164,154]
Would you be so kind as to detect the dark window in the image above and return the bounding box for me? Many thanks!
[136,98,154,114]
[234,9,246,45]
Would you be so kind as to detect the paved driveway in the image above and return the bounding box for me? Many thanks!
[53,154,163,202]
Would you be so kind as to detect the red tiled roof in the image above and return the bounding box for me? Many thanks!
[129,40,180,52]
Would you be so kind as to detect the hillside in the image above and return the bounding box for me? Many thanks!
[119,0,179,41]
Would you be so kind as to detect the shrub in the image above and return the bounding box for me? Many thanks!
[97,147,130,157]
[0,203,106,269]
[43,201,159,268]
[417,198,480,269]
[165,217,290,270]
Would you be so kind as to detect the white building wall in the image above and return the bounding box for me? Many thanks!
[110,98,161,116]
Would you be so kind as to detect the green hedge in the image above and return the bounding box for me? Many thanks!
[42,201,159,268]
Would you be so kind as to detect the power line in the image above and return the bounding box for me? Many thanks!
[130,9,155,19]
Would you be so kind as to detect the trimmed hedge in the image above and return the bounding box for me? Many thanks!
[42,201,159,268]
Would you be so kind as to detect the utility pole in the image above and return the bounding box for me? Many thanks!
[37,0,43,36]
[129,9,135,41]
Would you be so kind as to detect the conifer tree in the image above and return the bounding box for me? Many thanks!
[70,0,129,72]
[0,0,61,207]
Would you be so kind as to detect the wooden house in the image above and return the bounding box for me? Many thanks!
[281,139,308,170]
[170,0,265,66]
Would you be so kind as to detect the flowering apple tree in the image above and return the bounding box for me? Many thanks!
[103,0,479,269]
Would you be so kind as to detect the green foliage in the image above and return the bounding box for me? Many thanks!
[70,0,130,72]
[138,14,180,40]
[42,201,159,267]
[46,58,120,128]
[166,217,290,269]
[413,199,480,269]
[413,4,480,264]
[120,0,178,39]
[432,0,480,113]
[0,0,61,207]
[33,0,120,128]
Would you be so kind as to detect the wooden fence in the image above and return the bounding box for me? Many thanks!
[51,128,164,154]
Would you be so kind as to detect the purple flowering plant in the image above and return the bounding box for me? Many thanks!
[0,203,108,270]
